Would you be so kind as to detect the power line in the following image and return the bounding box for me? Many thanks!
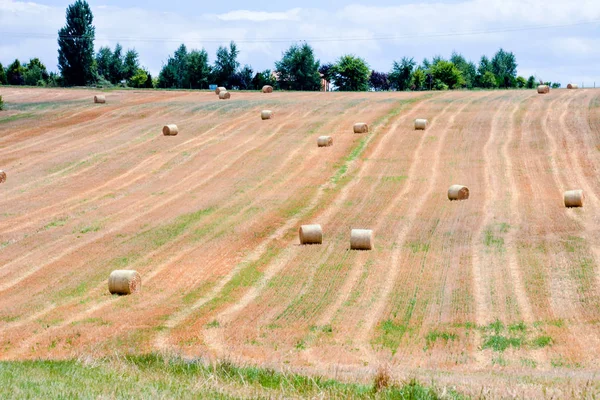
[0,19,598,44]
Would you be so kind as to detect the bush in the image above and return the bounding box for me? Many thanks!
[0,95,4,110]
[481,71,499,89]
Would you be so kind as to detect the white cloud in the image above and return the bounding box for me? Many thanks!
[0,0,599,86]
[217,8,302,22]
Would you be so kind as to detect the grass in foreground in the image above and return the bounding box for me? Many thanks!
[0,353,465,399]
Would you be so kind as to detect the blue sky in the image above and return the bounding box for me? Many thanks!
[1,0,599,86]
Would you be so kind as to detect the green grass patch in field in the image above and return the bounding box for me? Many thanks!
[491,356,508,366]
[205,320,220,329]
[43,216,69,230]
[479,319,554,352]
[531,335,553,348]
[0,112,35,124]
[374,319,408,355]
[382,175,408,183]
[424,330,458,350]
[133,207,215,248]
[407,241,430,254]
[0,354,461,399]
[77,223,101,234]
[482,334,523,352]
[483,228,504,250]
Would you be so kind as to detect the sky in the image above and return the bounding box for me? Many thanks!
[1,0,599,87]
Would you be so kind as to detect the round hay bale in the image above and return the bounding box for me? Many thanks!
[537,85,550,94]
[262,85,273,93]
[564,189,584,208]
[317,136,333,147]
[261,110,273,120]
[350,229,373,250]
[108,270,141,295]
[0,170,6,184]
[415,119,428,130]
[448,185,469,201]
[219,91,231,100]
[94,95,106,104]
[299,224,323,245]
[215,87,227,95]
[353,123,369,134]
[567,84,579,89]
[162,124,179,136]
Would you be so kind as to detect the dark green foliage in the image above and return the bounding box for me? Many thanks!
[158,44,211,89]
[369,71,390,91]
[251,69,277,90]
[450,52,476,88]
[231,64,253,90]
[0,95,4,111]
[318,62,334,82]
[23,58,49,86]
[95,46,112,80]
[144,72,153,88]
[187,49,211,89]
[331,54,370,91]
[0,63,6,85]
[516,76,527,88]
[275,43,321,91]
[410,68,426,90]
[480,71,498,89]
[212,41,239,87]
[7,59,25,85]
[57,0,96,86]
[123,49,139,82]
[430,59,465,89]
[526,75,537,89]
[109,43,124,83]
[491,48,517,88]
[389,57,415,91]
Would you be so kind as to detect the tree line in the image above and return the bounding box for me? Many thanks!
[0,0,562,91]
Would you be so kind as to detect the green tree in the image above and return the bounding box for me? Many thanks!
[187,49,210,89]
[128,68,148,88]
[23,58,49,86]
[516,76,527,88]
[331,54,370,91]
[430,60,464,89]
[389,57,415,91]
[212,41,239,87]
[123,49,139,82]
[410,68,426,90]
[173,44,189,88]
[480,71,498,89]
[7,59,25,85]
[450,52,476,88]
[526,75,536,89]
[275,43,321,91]
[57,0,96,86]
[0,95,4,110]
[475,55,493,87]
[95,46,112,79]
[109,43,124,84]
[231,65,253,90]
[491,48,517,88]
[0,63,6,85]
[144,72,153,88]
[251,70,276,90]
[158,59,177,88]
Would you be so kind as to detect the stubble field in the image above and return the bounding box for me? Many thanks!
[1,87,600,397]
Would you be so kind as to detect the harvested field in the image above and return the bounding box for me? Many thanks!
[1,87,600,397]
